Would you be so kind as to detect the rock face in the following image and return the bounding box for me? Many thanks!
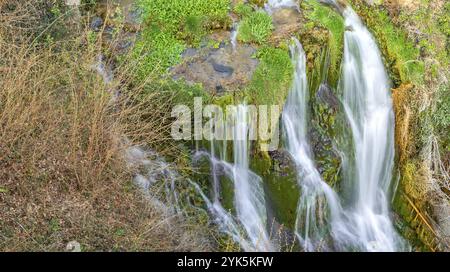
[316,83,339,111]
[270,8,301,44]
[172,41,259,94]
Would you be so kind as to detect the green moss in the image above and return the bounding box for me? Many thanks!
[350,0,425,85]
[131,25,185,76]
[301,0,345,85]
[132,0,231,79]
[251,153,299,230]
[138,0,230,34]
[432,86,450,151]
[248,46,293,107]
[233,2,253,18]
[212,93,235,110]
[238,11,274,44]
[248,0,267,8]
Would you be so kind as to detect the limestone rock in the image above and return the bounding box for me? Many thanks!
[270,8,301,44]
[172,41,259,94]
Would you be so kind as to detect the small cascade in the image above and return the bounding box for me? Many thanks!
[282,38,342,251]
[332,4,407,251]
[283,1,408,251]
[230,22,239,51]
[194,105,273,252]
[265,0,298,12]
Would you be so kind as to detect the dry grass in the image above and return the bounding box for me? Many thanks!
[0,0,212,251]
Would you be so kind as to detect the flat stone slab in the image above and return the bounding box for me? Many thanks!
[172,41,259,94]
[270,8,302,44]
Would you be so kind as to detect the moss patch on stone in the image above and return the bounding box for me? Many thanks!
[247,46,293,107]
[301,0,345,86]
[238,10,274,44]
[133,0,232,78]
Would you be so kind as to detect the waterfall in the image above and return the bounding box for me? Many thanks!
[265,0,297,11]
[230,22,239,51]
[331,5,406,252]
[194,105,273,252]
[283,38,342,251]
[283,2,408,251]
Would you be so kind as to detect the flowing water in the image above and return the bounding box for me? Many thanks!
[283,38,342,251]
[331,4,406,251]
[265,0,297,11]
[282,2,407,251]
[194,105,273,252]
[230,22,239,51]
[107,0,410,252]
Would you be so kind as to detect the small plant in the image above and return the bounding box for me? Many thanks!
[132,0,231,78]
[233,2,253,18]
[249,46,293,107]
[238,11,274,44]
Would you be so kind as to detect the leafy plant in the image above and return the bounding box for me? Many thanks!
[238,11,274,44]
[132,0,231,79]
[249,46,293,107]
[233,2,253,18]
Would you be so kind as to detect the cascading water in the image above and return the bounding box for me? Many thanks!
[230,22,239,51]
[283,1,408,251]
[283,38,342,251]
[330,3,406,251]
[265,0,297,11]
[194,105,273,252]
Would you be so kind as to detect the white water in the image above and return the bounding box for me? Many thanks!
[283,38,342,251]
[265,0,297,11]
[230,22,239,51]
[194,105,273,252]
[283,3,407,251]
[332,5,405,251]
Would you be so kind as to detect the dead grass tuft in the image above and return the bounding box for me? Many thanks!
[0,0,212,251]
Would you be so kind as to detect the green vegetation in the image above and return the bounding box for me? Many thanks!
[133,0,231,77]
[238,10,274,44]
[248,46,293,107]
[233,2,253,18]
[132,27,185,76]
[433,86,450,151]
[138,0,230,34]
[347,0,449,251]
[351,0,425,85]
[0,0,214,251]
[301,0,345,85]
[2,0,448,253]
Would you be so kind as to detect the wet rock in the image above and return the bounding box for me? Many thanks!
[211,60,234,76]
[215,84,225,93]
[269,149,295,177]
[271,8,302,44]
[316,83,339,111]
[182,48,199,58]
[90,16,103,31]
[172,41,259,94]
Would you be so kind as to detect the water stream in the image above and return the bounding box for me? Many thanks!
[109,0,411,252]
[332,4,406,251]
[282,1,407,251]
[194,106,273,252]
[282,38,342,251]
